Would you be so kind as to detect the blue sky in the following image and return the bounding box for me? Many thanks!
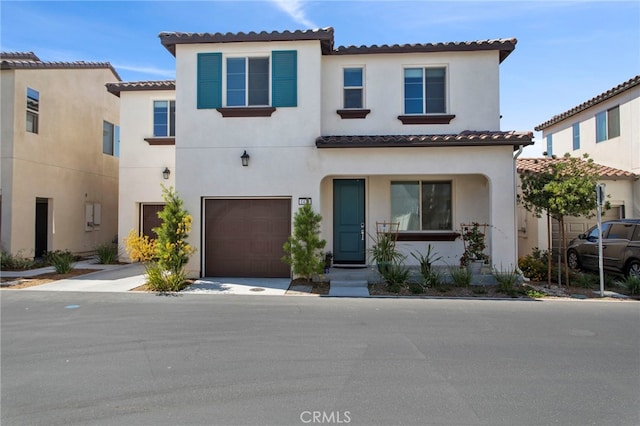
[2,0,638,156]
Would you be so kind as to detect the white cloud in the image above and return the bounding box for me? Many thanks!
[269,0,317,28]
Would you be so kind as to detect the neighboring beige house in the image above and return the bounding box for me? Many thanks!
[1,52,121,257]
[108,27,533,278]
[516,157,637,258]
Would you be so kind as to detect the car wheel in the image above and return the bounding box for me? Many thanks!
[567,250,581,271]
[625,260,640,279]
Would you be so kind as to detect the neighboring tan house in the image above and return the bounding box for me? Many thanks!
[108,27,533,278]
[516,157,637,258]
[1,52,121,258]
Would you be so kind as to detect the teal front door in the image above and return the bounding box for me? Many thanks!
[333,179,365,264]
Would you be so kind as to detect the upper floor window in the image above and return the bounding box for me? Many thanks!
[197,50,297,111]
[153,100,175,137]
[343,67,364,109]
[26,87,39,133]
[102,120,119,157]
[546,134,553,157]
[596,106,620,142]
[572,123,580,150]
[227,57,269,106]
[391,181,452,231]
[404,67,446,115]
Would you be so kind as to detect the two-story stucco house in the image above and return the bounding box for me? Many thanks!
[108,27,533,279]
[518,75,640,257]
[1,52,121,258]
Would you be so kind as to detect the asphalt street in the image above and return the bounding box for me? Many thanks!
[2,292,639,426]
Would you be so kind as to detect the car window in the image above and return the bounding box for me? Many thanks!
[607,223,634,240]
[587,223,611,239]
[632,225,640,242]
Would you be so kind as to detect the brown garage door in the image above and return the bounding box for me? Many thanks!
[204,199,291,277]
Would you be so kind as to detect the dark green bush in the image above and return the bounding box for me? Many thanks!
[95,242,119,264]
[1,251,40,270]
[44,250,75,274]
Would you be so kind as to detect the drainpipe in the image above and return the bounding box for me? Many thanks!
[513,145,524,272]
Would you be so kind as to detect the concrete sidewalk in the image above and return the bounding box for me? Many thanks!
[2,262,295,295]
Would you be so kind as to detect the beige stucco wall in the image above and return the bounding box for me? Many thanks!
[116,89,176,259]
[0,67,119,256]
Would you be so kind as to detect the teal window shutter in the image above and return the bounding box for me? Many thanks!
[272,50,297,107]
[197,53,222,109]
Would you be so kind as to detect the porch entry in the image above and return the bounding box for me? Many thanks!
[333,179,366,265]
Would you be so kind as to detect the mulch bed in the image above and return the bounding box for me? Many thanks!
[1,269,99,289]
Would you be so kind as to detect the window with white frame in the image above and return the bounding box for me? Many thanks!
[153,100,175,137]
[391,181,452,231]
[546,134,553,157]
[572,123,580,150]
[26,87,39,133]
[596,106,620,142]
[343,67,364,109]
[226,57,269,106]
[404,67,446,114]
[102,120,119,156]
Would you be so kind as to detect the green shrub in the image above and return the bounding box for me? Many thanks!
[145,262,187,292]
[448,266,471,287]
[45,250,75,274]
[382,259,410,291]
[408,282,424,294]
[518,247,549,282]
[616,275,640,295]
[494,267,519,294]
[282,204,326,282]
[573,272,597,289]
[525,288,547,298]
[95,242,119,264]
[1,250,40,270]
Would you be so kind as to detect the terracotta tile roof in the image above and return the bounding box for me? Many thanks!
[316,131,533,149]
[160,28,335,56]
[159,28,516,62]
[0,58,121,80]
[535,75,640,131]
[334,38,517,63]
[106,80,176,97]
[517,157,637,179]
[0,51,40,61]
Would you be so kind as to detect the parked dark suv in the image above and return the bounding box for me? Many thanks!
[567,219,640,278]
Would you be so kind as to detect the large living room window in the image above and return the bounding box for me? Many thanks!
[26,87,39,133]
[153,100,175,137]
[391,181,452,231]
[404,67,446,114]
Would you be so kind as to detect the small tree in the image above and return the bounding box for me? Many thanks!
[519,154,602,286]
[282,204,326,282]
[152,186,196,290]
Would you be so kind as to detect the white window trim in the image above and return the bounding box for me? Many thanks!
[391,178,455,231]
[342,65,366,109]
[223,54,271,107]
[151,98,176,138]
[401,64,449,115]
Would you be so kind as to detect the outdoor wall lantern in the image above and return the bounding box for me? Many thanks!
[162,167,171,179]
[241,150,250,167]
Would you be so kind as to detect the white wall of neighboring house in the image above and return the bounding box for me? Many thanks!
[540,81,640,218]
[117,89,175,256]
